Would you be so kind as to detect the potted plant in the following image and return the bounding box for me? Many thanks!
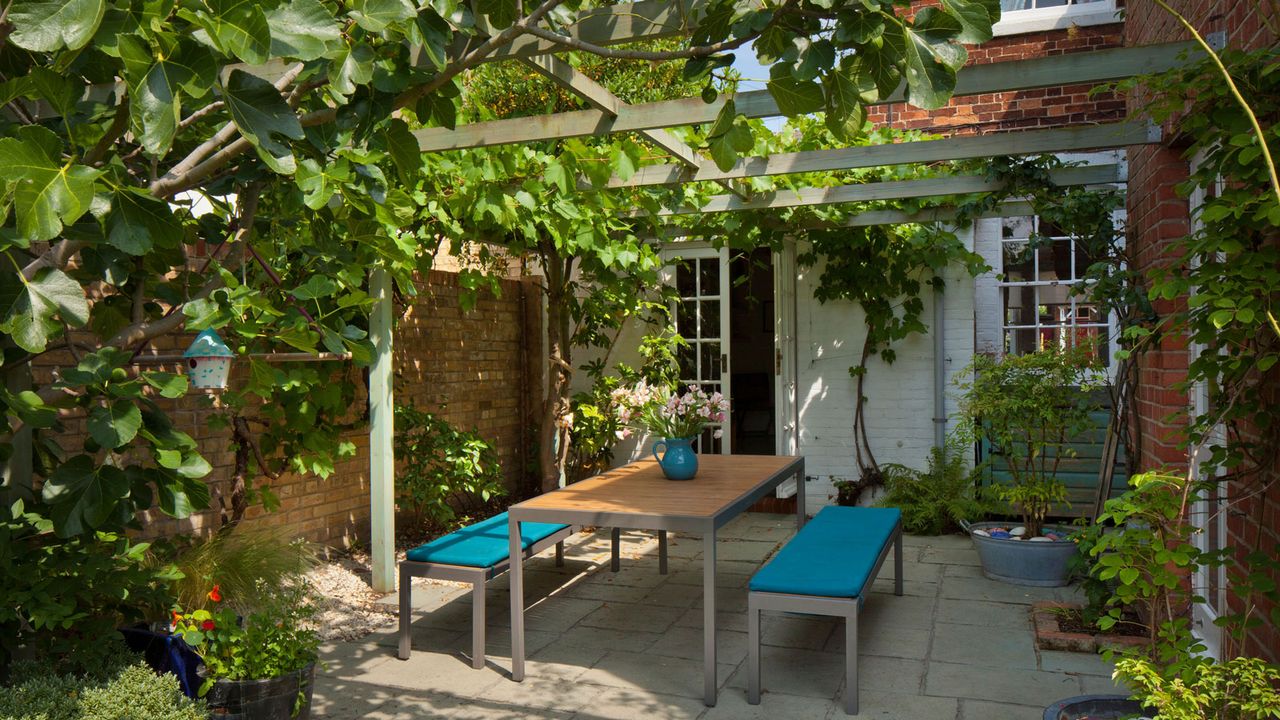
[956,347,1102,586]
[611,380,729,480]
[172,581,320,719]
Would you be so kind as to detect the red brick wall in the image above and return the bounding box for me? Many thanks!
[1125,0,1279,663]
[868,12,1125,135]
[33,268,542,549]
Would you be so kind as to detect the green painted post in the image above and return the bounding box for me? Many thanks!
[369,267,396,593]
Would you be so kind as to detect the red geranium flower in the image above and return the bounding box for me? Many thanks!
[171,611,182,625]
[201,620,215,631]
[208,584,222,603]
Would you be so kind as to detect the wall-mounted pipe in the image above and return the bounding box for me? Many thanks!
[933,284,947,450]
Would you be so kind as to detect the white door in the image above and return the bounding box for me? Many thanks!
[773,243,800,494]
[661,244,731,454]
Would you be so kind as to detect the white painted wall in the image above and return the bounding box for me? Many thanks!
[793,227,978,515]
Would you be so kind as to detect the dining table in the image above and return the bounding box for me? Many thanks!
[507,454,806,706]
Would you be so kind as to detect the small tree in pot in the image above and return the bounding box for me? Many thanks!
[957,346,1102,537]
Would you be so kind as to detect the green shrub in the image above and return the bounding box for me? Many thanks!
[876,432,991,535]
[0,502,177,676]
[167,526,317,614]
[0,660,207,720]
[392,405,506,530]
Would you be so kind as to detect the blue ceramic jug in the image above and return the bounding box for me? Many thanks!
[652,436,698,480]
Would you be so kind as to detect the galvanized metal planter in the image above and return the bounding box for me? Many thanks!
[1043,694,1149,720]
[966,521,1079,587]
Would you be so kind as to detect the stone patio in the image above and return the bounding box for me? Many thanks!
[312,513,1120,719]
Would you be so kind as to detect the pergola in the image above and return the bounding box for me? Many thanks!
[364,0,1198,592]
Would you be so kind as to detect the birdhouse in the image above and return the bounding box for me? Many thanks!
[183,329,234,390]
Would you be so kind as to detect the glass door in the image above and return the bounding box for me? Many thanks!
[662,244,731,454]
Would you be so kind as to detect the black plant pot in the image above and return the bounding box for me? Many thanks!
[1044,694,1148,720]
[204,663,316,719]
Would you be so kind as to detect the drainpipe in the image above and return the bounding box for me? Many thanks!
[933,284,947,450]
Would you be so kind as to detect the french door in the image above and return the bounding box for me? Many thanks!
[661,244,731,454]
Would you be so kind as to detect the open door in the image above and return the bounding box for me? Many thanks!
[662,244,731,454]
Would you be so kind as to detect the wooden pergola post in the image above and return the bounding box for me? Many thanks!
[369,266,396,593]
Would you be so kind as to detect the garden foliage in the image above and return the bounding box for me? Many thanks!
[875,430,990,535]
[0,657,207,720]
[392,404,506,530]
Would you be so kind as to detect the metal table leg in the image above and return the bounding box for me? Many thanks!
[509,516,525,682]
[703,528,717,706]
[795,458,807,529]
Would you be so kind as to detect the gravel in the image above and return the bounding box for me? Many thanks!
[306,551,398,642]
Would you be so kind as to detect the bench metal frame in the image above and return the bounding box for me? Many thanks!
[397,524,576,668]
[747,515,903,716]
[397,525,669,668]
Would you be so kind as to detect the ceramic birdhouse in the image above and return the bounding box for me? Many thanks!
[183,329,234,390]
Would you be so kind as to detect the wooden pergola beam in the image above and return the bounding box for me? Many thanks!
[414,41,1195,153]
[519,55,751,200]
[610,122,1155,190]
[646,164,1122,217]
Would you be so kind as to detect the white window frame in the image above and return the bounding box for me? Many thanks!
[1188,154,1228,660]
[995,215,1120,375]
[993,0,1120,37]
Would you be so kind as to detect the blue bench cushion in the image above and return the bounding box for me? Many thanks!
[405,512,569,568]
[748,506,900,599]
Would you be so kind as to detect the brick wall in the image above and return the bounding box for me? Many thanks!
[868,9,1125,135]
[1125,0,1279,662]
[33,268,541,549]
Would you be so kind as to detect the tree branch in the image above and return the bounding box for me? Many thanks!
[85,97,131,166]
[518,23,755,60]
[22,239,86,280]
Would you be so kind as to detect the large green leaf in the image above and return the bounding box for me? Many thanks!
[385,119,421,184]
[897,9,967,110]
[155,468,212,516]
[767,74,825,117]
[123,40,217,155]
[42,456,131,537]
[348,0,415,32]
[88,399,143,449]
[8,0,107,52]
[295,158,352,210]
[941,0,1000,44]
[106,188,184,254]
[331,42,376,97]
[824,68,867,141]
[200,0,271,64]
[223,69,305,174]
[268,0,342,60]
[0,267,90,353]
[0,130,100,242]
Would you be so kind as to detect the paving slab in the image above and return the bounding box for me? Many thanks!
[826,624,932,660]
[569,685,708,720]
[541,625,663,654]
[1039,649,1116,677]
[930,622,1038,669]
[840,690,958,720]
[578,602,685,633]
[523,641,609,681]
[920,546,982,566]
[639,581,703,608]
[578,650,737,699]
[938,575,1061,604]
[925,661,1078,707]
[699,687,839,719]
[934,598,1033,628]
[860,592,938,630]
[724,646,848,699]
[674,607,749,633]
[1079,672,1127,695]
[714,539,781,563]
[761,614,837,650]
[647,625,751,666]
[958,698,1045,720]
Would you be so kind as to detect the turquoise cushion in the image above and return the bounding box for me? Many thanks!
[748,506,901,598]
[405,512,569,568]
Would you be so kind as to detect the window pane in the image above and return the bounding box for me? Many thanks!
[677,300,696,335]
[1003,241,1034,281]
[1003,285,1035,325]
[1004,326,1038,356]
[677,342,695,380]
[698,258,719,297]
[676,262,695,297]
[1002,215,1034,239]
[700,342,722,381]
[1037,239,1074,282]
[699,300,720,339]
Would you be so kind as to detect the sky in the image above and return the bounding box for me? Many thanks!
[730,52,787,131]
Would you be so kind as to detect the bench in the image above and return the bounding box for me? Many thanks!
[397,513,670,668]
[746,506,903,715]
[397,512,575,668]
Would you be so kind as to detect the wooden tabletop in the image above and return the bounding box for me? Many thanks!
[512,455,802,521]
